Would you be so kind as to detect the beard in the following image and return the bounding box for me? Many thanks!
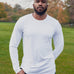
[33,6,47,16]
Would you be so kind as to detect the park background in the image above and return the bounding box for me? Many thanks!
[0,0,74,74]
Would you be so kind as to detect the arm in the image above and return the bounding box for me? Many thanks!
[9,18,23,73]
[53,21,64,60]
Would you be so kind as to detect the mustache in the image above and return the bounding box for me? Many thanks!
[37,6,44,9]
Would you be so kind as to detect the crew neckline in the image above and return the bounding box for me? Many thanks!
[31,13,48,22]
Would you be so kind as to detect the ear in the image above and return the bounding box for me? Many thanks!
[47,3,49,6]
[47,4,48,8]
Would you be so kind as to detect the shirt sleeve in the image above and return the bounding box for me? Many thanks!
[53,21,64,60]
[9,18,23,73]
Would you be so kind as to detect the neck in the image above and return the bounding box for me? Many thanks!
[32,12,47,20]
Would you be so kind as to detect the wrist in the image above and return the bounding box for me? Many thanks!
[20,68,26,74]
[20,68,23,70]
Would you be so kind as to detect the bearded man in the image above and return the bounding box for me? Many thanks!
[9,0,64,74]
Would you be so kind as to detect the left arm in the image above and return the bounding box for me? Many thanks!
[53,21,64,60]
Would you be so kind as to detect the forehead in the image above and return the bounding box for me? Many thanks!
[34,0,47,2]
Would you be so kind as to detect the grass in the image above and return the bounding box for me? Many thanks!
[0,22,74,74]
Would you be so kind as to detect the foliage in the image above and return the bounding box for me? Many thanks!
[0,1,73,24]
[0,2,33,22]
[65,0,74,23]
[11,15,21,22]
[0,2,7,18]
[13,4,22,12]
[4,3,13,12]
[47,0,69,23]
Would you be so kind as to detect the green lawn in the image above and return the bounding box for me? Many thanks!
[0,22,74,74]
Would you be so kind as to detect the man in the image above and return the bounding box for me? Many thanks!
[9,0,64,74]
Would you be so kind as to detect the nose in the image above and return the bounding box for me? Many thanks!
[39,1,42,5]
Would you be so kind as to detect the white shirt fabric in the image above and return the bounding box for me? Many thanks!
[9,13,64,74]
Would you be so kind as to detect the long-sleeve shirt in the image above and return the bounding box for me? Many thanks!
[9,13,64,74]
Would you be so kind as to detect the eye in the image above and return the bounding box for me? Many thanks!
[36,0,40,3]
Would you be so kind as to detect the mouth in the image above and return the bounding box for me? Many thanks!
[37,7,44,9]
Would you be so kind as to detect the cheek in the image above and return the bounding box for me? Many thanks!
[44,4,47,7]
[33,4,37,9]
[44,5,47,9]
[33,3,38,7]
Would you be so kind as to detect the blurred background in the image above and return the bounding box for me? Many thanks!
[0,0,74,26]
[0,0,74,74]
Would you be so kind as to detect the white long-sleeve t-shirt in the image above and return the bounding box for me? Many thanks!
[9,13,64,74]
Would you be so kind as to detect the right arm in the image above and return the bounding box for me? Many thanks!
[9,18,24,74]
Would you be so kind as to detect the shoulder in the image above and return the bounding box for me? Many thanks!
[47,15,59,25]
[15,13,31,27]
[47,15,57,22]
[47,15,62,29]
[18,13,32,22]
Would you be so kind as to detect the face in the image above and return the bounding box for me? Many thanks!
[33,0,48,16]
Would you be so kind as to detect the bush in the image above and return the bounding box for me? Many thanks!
[11,15,20,22]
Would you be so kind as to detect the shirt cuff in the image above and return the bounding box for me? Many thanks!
[15,68,21,74]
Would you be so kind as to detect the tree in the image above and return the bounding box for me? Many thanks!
[65,0,74,23]
[0,2,7,18]
[4,3,13,12]
[47,0,69,23]
[11,15,20,22]
[14,4,22,12]
[24,8,34,15]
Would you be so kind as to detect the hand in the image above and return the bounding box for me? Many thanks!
[17,69,25,74]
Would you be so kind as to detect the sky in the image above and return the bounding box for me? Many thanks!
[0,0,34,9]
[0,0,65,9]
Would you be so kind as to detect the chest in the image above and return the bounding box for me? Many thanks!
[23,22,55,38]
